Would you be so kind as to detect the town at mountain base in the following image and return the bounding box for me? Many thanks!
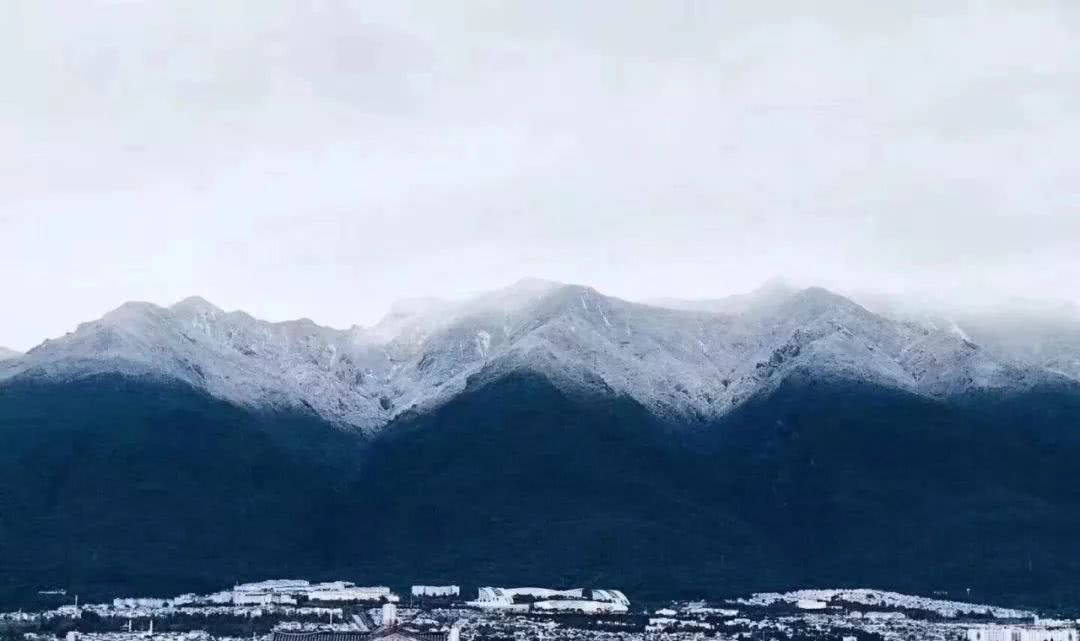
[3,364,1080,611]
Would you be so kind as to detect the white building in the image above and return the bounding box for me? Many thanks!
[590,590,630,607]
[411,586,460,598]
[222,580,397,605]
[112,598,168,609]
[206,591,234,604]
[232,592,297,606]
[503,588,584,600]
[381,603,398,627]
[469,588,515,609]
[533,600,628,614]
[234,580,311,593]
[307,584,396,603]
[967,626,1078,641]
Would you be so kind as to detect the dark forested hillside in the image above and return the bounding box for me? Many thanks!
[3,371,1080,610]
[696,375,1080,608]
[0,375,367,606]
[338,373,1080,609]
[337,372,778,600]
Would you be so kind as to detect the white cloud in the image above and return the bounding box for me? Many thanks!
[2,0,1079,349]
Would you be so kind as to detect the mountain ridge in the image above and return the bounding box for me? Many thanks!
[0,281,1072,432]
[3,304,1080,608]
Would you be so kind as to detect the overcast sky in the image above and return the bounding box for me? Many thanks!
[3,1,1079,350]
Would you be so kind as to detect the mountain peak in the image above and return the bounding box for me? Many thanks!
[648,280,800,316]
[2,279,1069,431]
[755,277,799,296]
[170,295,224,317]
[506,276,566,291]
[779,286,868,317]
[99,300,167,326]
[0,346,21,361]
[482,277,570,305]
[434,278,575,320]
[790,285,850,305]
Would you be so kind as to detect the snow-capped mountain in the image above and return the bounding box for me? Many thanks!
[855,293,1080,384]
[0,280,1069,431]
[649,279,799,316]
[0,347,21,361]
[958,313,1080,382]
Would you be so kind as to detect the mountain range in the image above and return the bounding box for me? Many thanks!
[2,280,1080,610]
[2,279,1074,431]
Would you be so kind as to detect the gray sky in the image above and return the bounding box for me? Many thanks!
[3,0,1079,350]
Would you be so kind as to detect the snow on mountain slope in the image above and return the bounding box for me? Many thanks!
[650,279,798,316]
[961,315,1080,382]
[855,294,1080,384]
[0,347,21,361]
[0,281,1063,431]
[0,297,391,428]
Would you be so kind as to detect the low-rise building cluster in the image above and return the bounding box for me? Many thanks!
[4,582,1079,641]
[966,625,1078,641]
